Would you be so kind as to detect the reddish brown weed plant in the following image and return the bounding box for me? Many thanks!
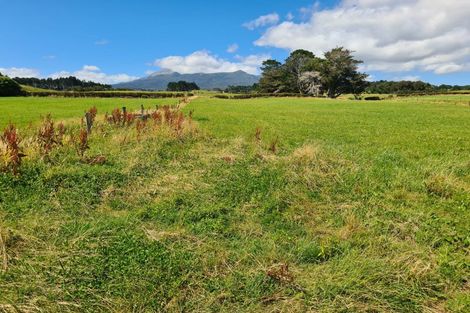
[88,106,98,123]
[111,108,122,125]
[56,122,66,145]
[74,128,89,158]
[37,114,62,159]
[1,124,26,175]
[174,111,185,135]
[269,137,279,154]
[255,127,262,143]
[136,119,146,141]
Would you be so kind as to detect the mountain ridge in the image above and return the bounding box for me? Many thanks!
[114,70,259,90]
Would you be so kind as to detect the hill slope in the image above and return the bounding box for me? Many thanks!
[114,70,259,90]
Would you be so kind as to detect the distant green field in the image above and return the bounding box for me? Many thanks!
[1,94,469,312]
[189,95,470,155]
[0,97,179,127]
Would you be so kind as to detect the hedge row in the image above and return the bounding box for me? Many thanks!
[25,91,192,98]
[396,91,470,97]
[213,93,315,99]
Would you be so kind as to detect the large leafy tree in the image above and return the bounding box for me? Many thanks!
[283,49,322,93]
[320,47,368,98]
[258,47,367,97]
[258,60,286,93]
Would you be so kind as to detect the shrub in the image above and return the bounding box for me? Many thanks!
[0,76,23,97]
[364,96,382,101]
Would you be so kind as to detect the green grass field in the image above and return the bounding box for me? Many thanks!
[1,95,469,312]
[0,97,179,127]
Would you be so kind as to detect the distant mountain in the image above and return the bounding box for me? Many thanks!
[114,70,259,90]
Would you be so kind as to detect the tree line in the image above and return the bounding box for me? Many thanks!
[12,76,112,91]
[366,80,470,94]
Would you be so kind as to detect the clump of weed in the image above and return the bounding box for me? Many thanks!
[125,112,136,126]
[56,122,65,144]
[290,144,320,165]
[267,263,293,284]
[1,123,26,175]
[106,108,137,127]
[269,136,279,154]
[174,111,185,135]
[73,128,90,158]
[254,127,262,143]
[425,174,455,198]
[151,110,162,125]
[162,105,174,124]
[136,119,147,141]
[88,106,98,123]
[107,108,123,125]
[84,155,107,165]
[36,114,65,160]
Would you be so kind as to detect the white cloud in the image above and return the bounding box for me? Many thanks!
[43,55,56,60]
[393,75,420,82]
[50,65,138,84]
[0,67,40,78]
[83,65,100,71]
[153,51,270,75]
[286,12,294,21]
[255,0,470,75]
[227,43,239,53]
[243,13,279,30]
[95,39,110,45]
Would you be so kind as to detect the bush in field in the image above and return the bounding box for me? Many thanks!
[0,76,23,97]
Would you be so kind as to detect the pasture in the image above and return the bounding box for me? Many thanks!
[0,95,469,312]
[0,97,180,127]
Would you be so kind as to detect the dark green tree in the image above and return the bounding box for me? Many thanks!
[258,60,286,93]
[0,76,23,96]
[167,81,199,92]
[283,49,322,93]
[320,47,367,98]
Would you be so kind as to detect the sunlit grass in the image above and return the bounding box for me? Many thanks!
[0,94,469,312]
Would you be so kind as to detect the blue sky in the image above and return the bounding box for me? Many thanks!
[1,0,469,85]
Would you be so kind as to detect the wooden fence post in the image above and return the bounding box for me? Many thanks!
[140,104,145,120]
[85,112,92,134]
[122,106,127,125]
